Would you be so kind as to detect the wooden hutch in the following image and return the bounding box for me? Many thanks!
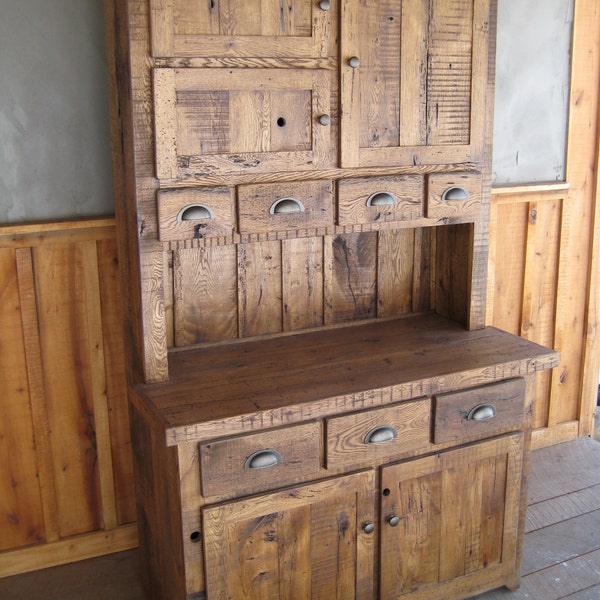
[104,0,558,598]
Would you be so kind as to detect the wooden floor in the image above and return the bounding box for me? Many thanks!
[0,436,599,600]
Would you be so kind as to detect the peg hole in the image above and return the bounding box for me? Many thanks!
[190,531,201,543]
[277,117,286,127]
[382,488,391,497]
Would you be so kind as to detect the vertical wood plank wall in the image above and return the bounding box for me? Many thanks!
[487,0,600,450]
[0,0,598,579]
[0,221,137,577]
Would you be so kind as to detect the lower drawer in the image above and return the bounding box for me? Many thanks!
[433,378,526,444]
[199,422,322,499]
[326,399,431,469]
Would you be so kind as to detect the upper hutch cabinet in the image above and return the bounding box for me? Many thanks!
[154,67,332,180]
[149,0,332,58]
[340,0,490,168]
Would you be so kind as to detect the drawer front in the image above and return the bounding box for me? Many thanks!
[433,378,526,444]
[426,172,482,219]
[326,399,431,469]
[157,187,235,242]
[199,422,321,499]
[337,175,423,226]
[238,180,334,235]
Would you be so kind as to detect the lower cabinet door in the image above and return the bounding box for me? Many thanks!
[202,471,375,600]
[379,433,525,600]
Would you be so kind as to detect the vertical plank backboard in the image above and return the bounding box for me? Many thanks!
[330,233,377,323]
[173,245,238,345]
[238,240,283,337]
[282,237,324,331]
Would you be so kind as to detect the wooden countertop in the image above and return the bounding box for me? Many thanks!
[131,313,559,445]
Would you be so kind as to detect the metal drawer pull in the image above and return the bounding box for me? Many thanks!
[245,450,282,469]
[362,522,375,534]
[367,191,397,207]
[442,186,470,202]
[178,204,215,221]
[467,404,496,421]
[365,425,397,444]
[269,197,305,215]
[349,56,360,68]
[318,0,331,11]
[387,515,401,527]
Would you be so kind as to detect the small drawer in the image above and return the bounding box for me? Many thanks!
[426,172,482,219]
[326,399,431,469]
[157,187,235,242]
[199,422,321,499]
[337,175,423,226]
[237,180,334,235]
[433,378,526,444]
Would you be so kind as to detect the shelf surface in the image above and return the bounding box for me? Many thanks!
[131,314,559,445]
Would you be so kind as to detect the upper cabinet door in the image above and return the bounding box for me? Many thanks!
[150,0,332,58]
[340,0,491,169]
[154,67,332,180]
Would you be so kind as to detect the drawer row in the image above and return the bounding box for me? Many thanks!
[199,378,525,501]
[158,172,482,242]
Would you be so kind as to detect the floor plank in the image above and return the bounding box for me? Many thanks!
[526,484,600,533]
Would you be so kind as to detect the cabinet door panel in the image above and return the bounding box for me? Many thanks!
[202,471,375,599]
[154,68,331,180]
[379,433,523,599]
[340,0,491,168]
[150,0,331,58]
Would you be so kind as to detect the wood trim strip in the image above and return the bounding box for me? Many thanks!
[0,524,138,579]
[81,241,119,530]
[14,248,61,543]
[531,421,580,451]
[0,220,116,249]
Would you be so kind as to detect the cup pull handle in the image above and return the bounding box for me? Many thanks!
[245,450,282,469]
[367,191,397,207]
[269,197,305,214]
[442,187,470,202]
[178,204,215,221]
[467,404,496,421]
[365,425,397,444]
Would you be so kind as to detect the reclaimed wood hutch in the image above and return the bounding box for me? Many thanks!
[104,0,558,598]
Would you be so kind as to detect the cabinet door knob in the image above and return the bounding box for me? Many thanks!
[364,425,397,444]
[467,404,496,421]
[244,449,282,469]
[318,0,331,10]
[387,515,401,527]
[348,56,360,68]
[362,522,375,534]
[318,114,331,126]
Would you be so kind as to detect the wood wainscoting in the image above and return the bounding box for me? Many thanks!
[488,0,600,450]
[0,219,137,577]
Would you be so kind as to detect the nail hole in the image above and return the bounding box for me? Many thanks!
[382,488,391,496]
[277,117,286,127]
[190,531,201,543]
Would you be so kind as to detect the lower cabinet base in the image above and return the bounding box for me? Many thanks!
[127,316,557,600]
